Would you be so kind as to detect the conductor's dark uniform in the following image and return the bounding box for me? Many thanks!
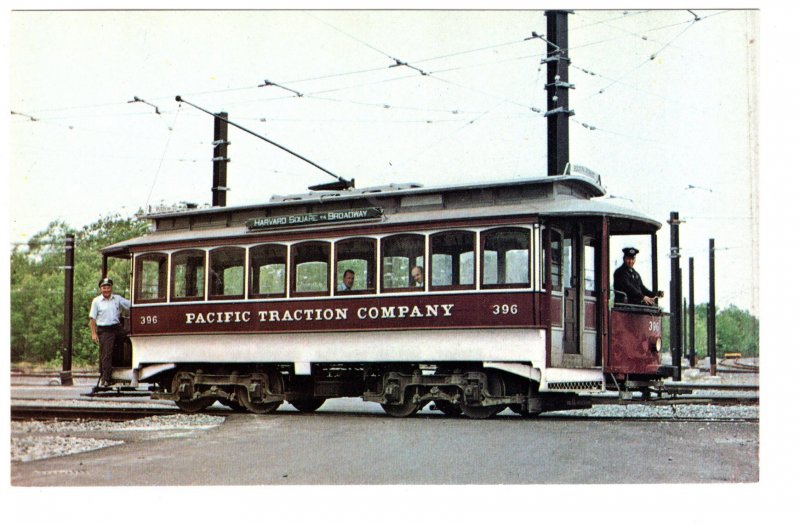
[613,247,657,305]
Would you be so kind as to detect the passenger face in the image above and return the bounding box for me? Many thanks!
[343,272,354,288]
[411,267,423,284]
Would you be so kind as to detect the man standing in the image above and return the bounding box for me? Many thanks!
[613,248,662,306]
[89,277,130,387]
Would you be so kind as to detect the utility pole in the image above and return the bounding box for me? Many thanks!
[61,234,74,386]
[688,257,696,367]
[708,238,717,375]
[683,296,688,357]
[212,112,230,207]
[669,211,682,381]
[544,10,574,177]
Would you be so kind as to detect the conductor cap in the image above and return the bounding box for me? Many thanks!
[622,247,639,258]
[99,277,114,287]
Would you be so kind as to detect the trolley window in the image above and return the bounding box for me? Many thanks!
[549,230,563,291]
[381,234,425,292]
[250,244,287,298]
[134,253,167,303]
[209,247,245,300]
[335,238,376,295]
[291,241,330,296]
[584,238,597,296]
[482,227,531,289]
[431,231,475,290]
[171,249,206,301]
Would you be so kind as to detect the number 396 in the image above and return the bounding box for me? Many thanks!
[492,304,518,315]
[140,315,158,325]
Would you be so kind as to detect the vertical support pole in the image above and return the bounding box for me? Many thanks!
[683,296,688,357]
[600,217,609,368]
[544,10,572,177]
[543,226,553,368]
[669,212,682,381]
[688,257,696,367]
[61,234,74,386]
[212,111,230,207]
[651,233,659,299]
[708,238,717,375]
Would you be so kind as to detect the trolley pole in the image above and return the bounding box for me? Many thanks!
[708,238,717,376]
[212,111,230,207]
[688,257,696,367]
[544,10,573,177]
[61,234,74,386]
[669,211,682,381]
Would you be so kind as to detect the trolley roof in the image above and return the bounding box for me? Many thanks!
[103,174,661,256]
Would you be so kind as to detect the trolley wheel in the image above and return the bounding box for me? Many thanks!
[238,387,281,414]
[433,399,462,417]
[289,398,326,413]
[460,371,506,420]
[237,369,284,414]
[175,397,215,413]
[381,385,421,418]
[381,398,421,418]
[172,373,215,413]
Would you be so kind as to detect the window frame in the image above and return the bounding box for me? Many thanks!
[170,248,207,302]
[207,246,246,301]
[334,237,377,296]
[134,252,168,304]
[380,233,426,293]
[429,230,476,291]
[290,240,331,297]
[480,227,533,290]
[249,243,288,299]
[547,229,564,293]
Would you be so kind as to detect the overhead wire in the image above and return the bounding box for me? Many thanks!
[13,10,738,177]
[571,10,731,99]
[145,104,183,208]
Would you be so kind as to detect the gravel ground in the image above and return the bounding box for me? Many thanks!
[10,414,225,463]
[548,403,758,419]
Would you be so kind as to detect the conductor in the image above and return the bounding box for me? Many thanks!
[613,247,662,306]
[89,278,131,387]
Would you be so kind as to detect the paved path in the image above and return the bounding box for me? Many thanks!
[11,401,758,486]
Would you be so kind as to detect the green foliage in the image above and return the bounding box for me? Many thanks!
[10,213,149,365]
[664,303,759,358]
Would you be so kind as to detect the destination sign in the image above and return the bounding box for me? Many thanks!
[246,207,383,231]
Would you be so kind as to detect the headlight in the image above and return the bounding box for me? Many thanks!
[653,337,662,352]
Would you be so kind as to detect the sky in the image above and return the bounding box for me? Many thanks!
[5,7,762,315]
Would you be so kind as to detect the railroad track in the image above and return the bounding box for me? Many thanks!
[10,405,194,421]
[12,393,758,422]
[11,405,757,424]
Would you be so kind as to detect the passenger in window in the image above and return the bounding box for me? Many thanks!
[411,266,425,287]
[338,269,355,292]
[613,247,663,306]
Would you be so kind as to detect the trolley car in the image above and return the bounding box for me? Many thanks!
[100,172,674,418]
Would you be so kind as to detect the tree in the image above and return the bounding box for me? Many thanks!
[665,303,759,359]
[10,213,149,367]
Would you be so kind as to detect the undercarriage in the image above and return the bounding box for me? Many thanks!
[150,363,593,418]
